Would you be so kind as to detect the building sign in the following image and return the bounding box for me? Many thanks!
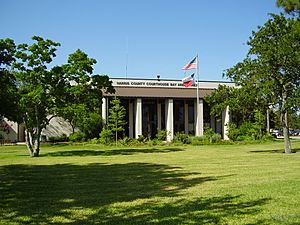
[111,78,235,89]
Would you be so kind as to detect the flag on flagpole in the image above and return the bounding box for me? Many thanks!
[182,73,195,87]
[182,56,197,70]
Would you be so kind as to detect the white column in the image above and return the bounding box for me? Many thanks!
[129,100,134,138]
[157,101,162,131]
[165,99,174,142]
[135,98,142,139]
[195,98,204,136]
[222,105,230,140]
[101,97,107,124]
[184,101,189,134]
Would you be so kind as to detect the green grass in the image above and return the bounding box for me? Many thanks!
[0,140,300,225]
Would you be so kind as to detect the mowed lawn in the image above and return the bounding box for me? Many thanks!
[0,141,300,225]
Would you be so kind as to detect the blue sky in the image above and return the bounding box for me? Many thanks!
[0,0,282,81]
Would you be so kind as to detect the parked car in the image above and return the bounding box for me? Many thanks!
[290,129,300,136]
[271,129,282,138]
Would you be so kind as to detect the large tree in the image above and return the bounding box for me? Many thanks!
[6,37,115,156]
[13,36,62,156]
[224,14,300,153]
[57,49,115,139]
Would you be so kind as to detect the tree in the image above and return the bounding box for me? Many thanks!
[5,37,114,157]
[11,36,62,156]
[107,97,127,143]
[0,38,18,120]
[277,0,300,15]
[205,84,268,126]
[224,14,300,153]
[57,49,115,139]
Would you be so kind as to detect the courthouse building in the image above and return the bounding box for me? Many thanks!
[102,78,234,141]
[0,77,235,143]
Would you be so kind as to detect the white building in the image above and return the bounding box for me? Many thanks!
[0,78,234,143]
[103,78,234,141]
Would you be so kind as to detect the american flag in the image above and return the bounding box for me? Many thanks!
[182,56,197,70]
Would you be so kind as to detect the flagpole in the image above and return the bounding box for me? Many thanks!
[196,54,200,136]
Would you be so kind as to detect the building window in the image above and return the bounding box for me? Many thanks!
[174,100,185,134]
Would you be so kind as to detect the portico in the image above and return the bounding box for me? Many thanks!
[103,78,234,141]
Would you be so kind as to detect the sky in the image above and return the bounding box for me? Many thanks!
[0,0,282,81]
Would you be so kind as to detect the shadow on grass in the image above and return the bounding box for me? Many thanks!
[45,147,184,157]
[0,163,270,225]
[250,148,300,154]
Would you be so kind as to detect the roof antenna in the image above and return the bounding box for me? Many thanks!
[125,37,129,79]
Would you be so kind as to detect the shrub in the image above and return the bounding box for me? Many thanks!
[173,132,191,144]
[118,136,131,146]
[69,131,85,142]
[146,138,160,146]
[99,128,113,145]
[137,135,146,142]
[204,127,214,137]
[261,134,275,141]
[192,136,209,142]
[89,138,101,144]
[48,134,69,143]
[77,112,103,139]
[228,121,270,142]
[228,123,240,141]
[118,137,142,146]
[210,133,222,143]
[156,129,167,141]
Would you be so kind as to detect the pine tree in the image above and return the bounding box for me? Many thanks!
[108,98,127,143]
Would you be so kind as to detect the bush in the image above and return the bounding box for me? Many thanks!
[173,133,191,144]
[78,113,103,139]
[261,134,275,141]
[228,121,270,142]
[146,138,160,146]
[69,131,85,142]
[99,128,113,145]
[156,129,167,141]
[48,134,69,143]
[228,123,240,141]
[118,137,141,146]
[192,136,209,142]
[89,138,101,144]
[137,135,147,142]
[204,127,214,137]
[210,133,222,143]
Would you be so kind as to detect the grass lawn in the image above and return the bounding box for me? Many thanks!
[0,140,300,225]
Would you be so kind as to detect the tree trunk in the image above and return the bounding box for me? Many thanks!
[33,127,41,157]
[266,108,270,134]
[282,110,292,154]
[25,129,34,157]
[29,105,41,157]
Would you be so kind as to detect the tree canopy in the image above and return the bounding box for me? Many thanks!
[207,14,300,153]
[0,36,115,156]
